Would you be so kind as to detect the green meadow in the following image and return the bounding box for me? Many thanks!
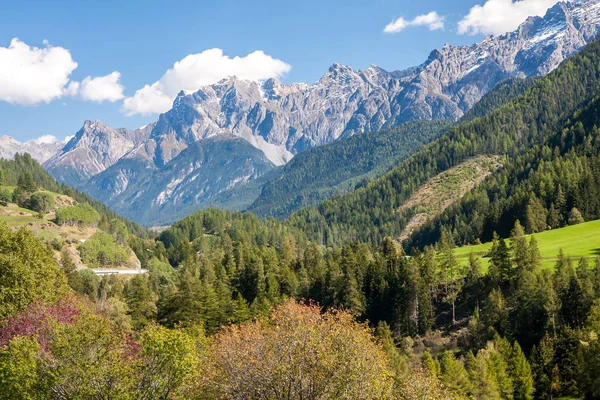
[455,219,600,270]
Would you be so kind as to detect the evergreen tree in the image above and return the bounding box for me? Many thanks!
[466,350,501,400]
[510,342,534,400]
[525,196,548,233]
[16,172,36,193]
[439,232,461,324]
[440,350,472,396]
[125,275,156,330]
[530,335,555,400]
[511,220,528,280]
[421,351,441,377]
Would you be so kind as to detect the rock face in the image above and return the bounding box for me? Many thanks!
[0,136,64,164]
[37,0,600,225]
[45,120,153,186]
[83,136,275,225]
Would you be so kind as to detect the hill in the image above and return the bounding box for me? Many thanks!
[0,153,148,237]
[0,184,142,272]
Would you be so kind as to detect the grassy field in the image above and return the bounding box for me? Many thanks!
[455,219,600,270]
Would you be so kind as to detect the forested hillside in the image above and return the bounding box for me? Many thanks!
[460,77,539,123]
[247,120,452,219]
[288,39,600,247]
[410,92,600,248]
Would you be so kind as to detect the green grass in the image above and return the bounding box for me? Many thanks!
[37,189,61,199]
[0,203,63,241]
[455,219,600,270]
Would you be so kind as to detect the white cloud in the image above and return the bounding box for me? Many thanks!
[77,71,125,102]
[384,11,445,33]
[122,48,291,116]
[31,135,58,144]
[458,0,560,35]
[0,38,78,105]
[0,38,126,106]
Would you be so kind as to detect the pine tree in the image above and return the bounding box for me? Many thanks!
[125,275,157,330]
[440,350,473,396]
[510,342,534,400]
[17,172,36,193]
[530,335,554,400]
[526,236,542,272]
[439,232,461,324]
[375,321,408,376]
[525,196,547,233]
[466,350,501,400]
[511,220,528,280]
[547,203,560,229]
[421,351,440,377]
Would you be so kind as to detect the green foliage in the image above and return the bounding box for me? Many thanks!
[461,77,539,122]
[0,188,10,205]
[27,192,55,213]
[125,275,157,330]
[17,172,36,192]
[44,313,133,398]
[55,202,101,227]
[567,207,584,225]
[0,336,41,400]
[440,351,472,396]
[510,342,534,400]
[78,232,129,268]
[0,223,70,318]
[135,324,201,398]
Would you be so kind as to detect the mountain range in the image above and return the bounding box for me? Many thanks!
[4,0,600,226]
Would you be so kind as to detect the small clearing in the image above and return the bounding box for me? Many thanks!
[398,155,503,241]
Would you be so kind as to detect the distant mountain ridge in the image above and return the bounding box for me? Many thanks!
[4,0,600,225]
[0,136,64,164]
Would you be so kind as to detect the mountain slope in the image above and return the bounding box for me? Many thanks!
[45,120,153,187]
[409,87,600,249]
[0,154,147,237]
[83,136,275,226]
[453,218,600,269]
[287,37,600,247]
[246,120,453,219]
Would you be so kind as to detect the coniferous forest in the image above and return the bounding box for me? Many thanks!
[3,22,600,400]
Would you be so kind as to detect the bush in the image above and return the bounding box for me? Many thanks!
[11,187,30,208]
[568,207,584,225]
[187,300,395,399]
[0,188,10,206]
[78,232,129,268]
[55,203,101,227]
[28,192,55,213]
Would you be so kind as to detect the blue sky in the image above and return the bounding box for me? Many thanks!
[0,0,563,142]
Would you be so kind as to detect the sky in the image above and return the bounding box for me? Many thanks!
[0,0,565,142]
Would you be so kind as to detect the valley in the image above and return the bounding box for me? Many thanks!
[3,1,600,399]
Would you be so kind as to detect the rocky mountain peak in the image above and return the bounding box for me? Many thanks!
[38,0,600,224]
